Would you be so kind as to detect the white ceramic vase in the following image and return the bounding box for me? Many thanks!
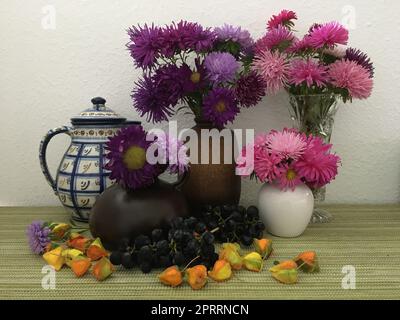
[258,182,314,238]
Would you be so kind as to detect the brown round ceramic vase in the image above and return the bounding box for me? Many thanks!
[89,179,189,250]
[181,119,241,214]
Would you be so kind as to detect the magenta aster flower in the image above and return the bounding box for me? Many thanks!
[203,87,239,128]
[255,26,295,52]
[254,148,284,183]
[267,10,297,30]
[27,221,51,254]
[234,71,266,108]
[153,133,189,175]
[214,24,254,51]
[278,165,302,191]
[345,48,374,78]
[105,125,160,190]
[308,22,349,48]
[127,24,163,69]
[294,137,340,188]
[252,50,289,94]
[204,52,240,84]
[266,128,307,160]
[288,59,328,87]
[328,60,373,99]
[288,36,313,53]
[132,63,185,123]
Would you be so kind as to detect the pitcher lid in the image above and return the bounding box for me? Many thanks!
[71,97,127,125]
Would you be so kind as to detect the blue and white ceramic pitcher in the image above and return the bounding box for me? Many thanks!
[39,97,140,223]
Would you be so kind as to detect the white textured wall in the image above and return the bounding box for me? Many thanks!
[0,0,399,207]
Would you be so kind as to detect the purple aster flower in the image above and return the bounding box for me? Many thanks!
[345,47,374,78]
[163,20,215,53]
[27,221,51,254]
[104,125,160,190]
[235,71,266,108]
[214,24,254,52]
[204,52,240,84]
[203,87,240,128]
[132,64,184,123]
[152,64,185,104]
[127,24,163,69]
[179,60,207,94]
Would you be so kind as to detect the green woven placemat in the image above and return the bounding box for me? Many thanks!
[0,205,399,300]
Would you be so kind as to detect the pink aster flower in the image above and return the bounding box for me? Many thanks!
[267,10,297,30]
[308,22,349,48]
[288,59,328,87]
[252,50,289,94]
[266,128,307,160]
[294,135,340,188]
[287,36,313,53]
[328,60,373,99]
[254,148,284,183]
[255,26,295,52]
[295,151,340,188]
[254,132,270,147]
[278,165,302,191]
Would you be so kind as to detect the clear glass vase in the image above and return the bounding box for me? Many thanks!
[288,93,339,223]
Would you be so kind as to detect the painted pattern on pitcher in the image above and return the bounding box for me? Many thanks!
[40,126,122,222]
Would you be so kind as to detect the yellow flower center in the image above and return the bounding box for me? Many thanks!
[190,72,201,83]
[215,100,226,113]
[286,169,297,181]
[122,146,146,170]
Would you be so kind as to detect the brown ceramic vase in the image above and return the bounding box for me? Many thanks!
[89,178,189,250]
[181,119,241,215]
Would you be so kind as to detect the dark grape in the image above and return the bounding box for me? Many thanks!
[206,219,219,230]
[159,255,172,268]
[151,229,164,242]
[134,235,151,249]
[200,243,215,257]
[182,231,194,243]
[156,240,170,255]
[247,206,259,219]
[210,252,219,265]
[202,231,215,245]
[248,225,258,238]
[225,219,236,231]
[241,234,253,246]
[109,251,122,265]
[255,221,265,232]
[173,229,184,242]
[173,251,185,265]
[121,252,135,269]
[140,262,152,274]
[231,211,243,222]
[138,245,153,263]
[184,217,198,230]
[195,222,207,234]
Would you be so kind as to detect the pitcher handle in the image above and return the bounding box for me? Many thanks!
[39,126,72,195]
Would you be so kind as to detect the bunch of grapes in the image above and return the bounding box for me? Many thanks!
[199,204,265,246]
[109,216,219,273]
[110,204,265,273]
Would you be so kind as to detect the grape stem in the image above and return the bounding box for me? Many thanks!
[181,255,201,272]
